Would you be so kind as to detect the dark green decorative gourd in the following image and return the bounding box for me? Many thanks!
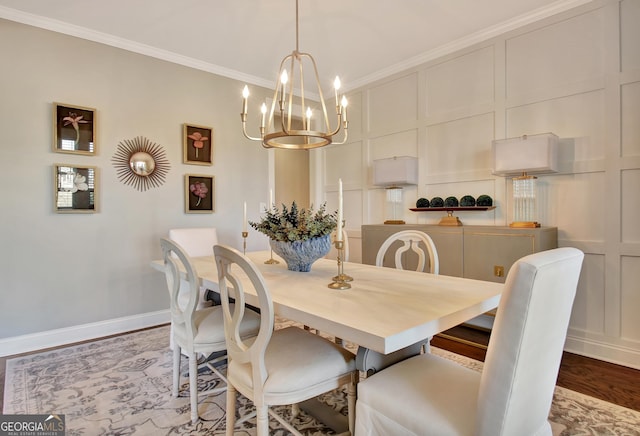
[460,195,476,207]
[444,196,459,207]
[430,197,444,208]
[416,198,430,208]
[476,194,493,206]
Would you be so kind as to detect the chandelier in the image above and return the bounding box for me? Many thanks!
[241,0,348,150]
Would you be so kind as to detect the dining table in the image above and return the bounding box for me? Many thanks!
[151,249,503,355]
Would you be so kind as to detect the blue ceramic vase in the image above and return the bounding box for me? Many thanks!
[269,234,332,272]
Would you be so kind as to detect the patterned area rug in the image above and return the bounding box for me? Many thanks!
[3,324,640,435]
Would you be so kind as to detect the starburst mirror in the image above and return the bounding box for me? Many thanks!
[112,136,170,191]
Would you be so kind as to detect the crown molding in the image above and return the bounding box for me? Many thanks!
[346,0,595,91]
[1,0,594,94]
[0,5,272,89]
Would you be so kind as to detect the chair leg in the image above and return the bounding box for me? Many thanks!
[172,345,181,398]
[256,405,269,436]
[347,373,358,435]
[188,352,199,424]
[226,384,237,436]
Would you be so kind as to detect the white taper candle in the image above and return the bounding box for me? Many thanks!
[243,201,247,232]
[337,179,343,242]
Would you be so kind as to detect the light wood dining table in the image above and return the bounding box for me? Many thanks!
[151,250,503,355]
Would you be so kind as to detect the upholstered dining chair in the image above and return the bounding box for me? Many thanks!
[169,227,219,306]
[214,244,358,436]
[375,229,439,275]
[355,247,584,436]
[160,238,261,424]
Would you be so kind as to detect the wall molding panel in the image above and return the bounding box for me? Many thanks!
[320,0,640,368]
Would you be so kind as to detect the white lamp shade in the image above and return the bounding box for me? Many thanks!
[373,156,418,186]
[492,133,559,176]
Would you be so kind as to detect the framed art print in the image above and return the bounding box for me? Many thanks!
[185,174,214,213]
[54,164,98,213]
[53,103,96,155]
[183,124,213,165]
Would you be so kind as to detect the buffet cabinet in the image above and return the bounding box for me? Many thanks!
[362,224,558,284]
[361,224,557,329]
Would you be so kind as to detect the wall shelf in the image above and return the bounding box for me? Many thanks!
[409,206,496,226]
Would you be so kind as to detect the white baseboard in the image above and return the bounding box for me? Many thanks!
[0,310,171,357]
[564,335,640,371]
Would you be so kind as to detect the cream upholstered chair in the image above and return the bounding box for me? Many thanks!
[160,238,260,424]
[168,227,219,307]
[355,247,584,436]
[214,244,358,436]
[375,229,439,274]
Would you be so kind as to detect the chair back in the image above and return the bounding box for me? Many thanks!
[160,238,201,347]
[214,245,274,393]
[169,227,218,258]
[326,228,349,262]
[375,230,439,274]
[476,247,584,436]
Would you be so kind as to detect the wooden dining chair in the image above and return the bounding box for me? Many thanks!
[375,229,439,354]
[160,238,261,424]
[355,247,584,436]
[214,244,358,436]
[167,227,219,354]
[375,229,439,274]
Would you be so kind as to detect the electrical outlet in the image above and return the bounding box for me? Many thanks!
[494,265,505,277]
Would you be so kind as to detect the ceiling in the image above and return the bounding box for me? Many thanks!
[0,0,589,92]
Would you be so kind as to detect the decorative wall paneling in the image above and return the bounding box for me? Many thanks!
[318,0,640,368]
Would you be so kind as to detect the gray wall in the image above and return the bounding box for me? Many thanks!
[0,19,272,347]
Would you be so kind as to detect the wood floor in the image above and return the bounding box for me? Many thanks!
[2,325,639,414]
[431,325,640,412]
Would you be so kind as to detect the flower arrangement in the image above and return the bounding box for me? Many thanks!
[250,201,337,242]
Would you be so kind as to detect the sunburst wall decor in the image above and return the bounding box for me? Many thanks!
[112,136,170,191]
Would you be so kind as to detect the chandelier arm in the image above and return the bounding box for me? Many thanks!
[330,125,349,145]
[241,120,263,142]
[295,0,299,53]
[297,54,307,129]
[284,54,296,134]
[327,113,344,136]
[305,52,332,133]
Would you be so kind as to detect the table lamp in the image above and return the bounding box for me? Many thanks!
[492,133,558,227]
[373,156,418,224]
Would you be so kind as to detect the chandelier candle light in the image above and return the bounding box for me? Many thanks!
[241,0,348,150]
